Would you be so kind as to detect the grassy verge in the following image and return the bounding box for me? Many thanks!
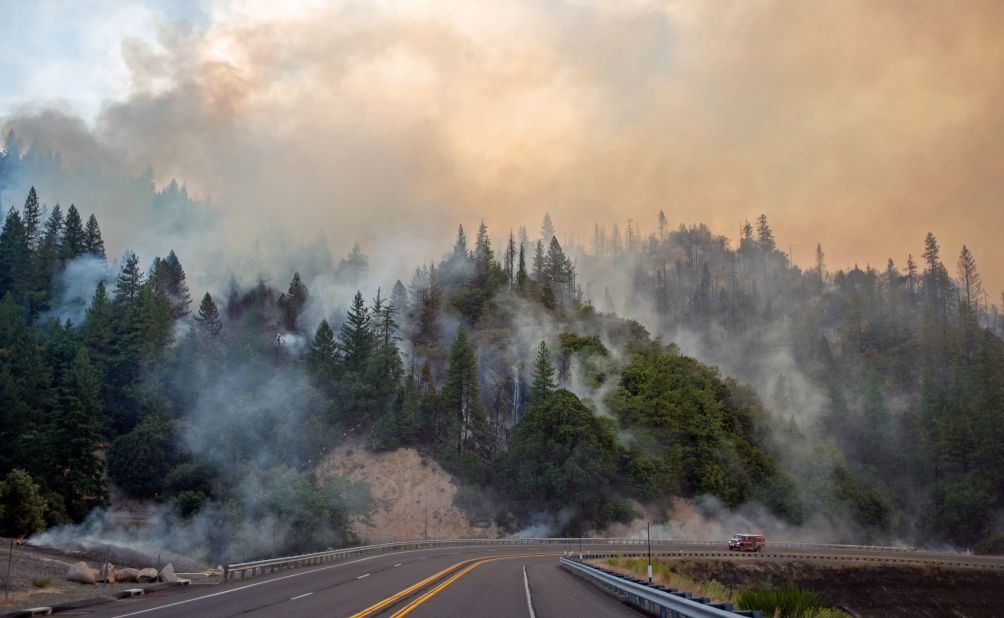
[599,557,849,618]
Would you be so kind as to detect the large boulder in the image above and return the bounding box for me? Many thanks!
[137,567,159,583]
[117,568,139,582]
[66,561,97,585]
[159,563,178,583]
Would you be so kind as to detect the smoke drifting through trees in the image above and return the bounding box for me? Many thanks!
[3,144,1004,562]
[575,213,1004,547]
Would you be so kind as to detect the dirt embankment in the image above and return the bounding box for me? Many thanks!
[669,558,1003,618]
[317,445,497,543]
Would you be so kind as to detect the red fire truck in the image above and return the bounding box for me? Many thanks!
[728,533,766,552]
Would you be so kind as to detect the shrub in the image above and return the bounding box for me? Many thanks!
[32,576,53,589]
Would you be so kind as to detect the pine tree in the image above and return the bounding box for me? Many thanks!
[0,208,29,298]
[307,319,339,383]
[137,280,174,361]
[473,221,493,285]
[922,232,947,321]
[540,213,555,242]
[83,214,105,259]
[390,280,408,317]
[194,292,223,338]
[529,341,556,404]
[51,348,107,521]
[516,243,528,293]
[756,214,775,252]
[35,205,64,290]
[445,224,470,283]
[741,220,754,242]
[22,187,41,249]
[369,288,403,385]
[922,232,941,273]
[0,293,54,474]
[658,210,667,241]
[544,236,569,285]
[283,271,309,330]
[107,255,153,430]
[906,254,919,297]
[336,243,368,284]
[815,243,825,285]
[82,282,114,370]
[113,252,143,309]
[956,245,983,320]
[532,240,545,283]
[442,326,483,455]
[61,204,85,260]
[339,291,373,372]
[504,230,516,290]
[153,250,192,319]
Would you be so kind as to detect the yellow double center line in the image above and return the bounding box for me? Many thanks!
[351,552,551,618]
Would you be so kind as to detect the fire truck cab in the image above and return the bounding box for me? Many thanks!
[728,533,766,552]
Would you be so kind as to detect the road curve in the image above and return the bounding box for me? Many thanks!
[85,543,641,618]
[77,541,1004,618]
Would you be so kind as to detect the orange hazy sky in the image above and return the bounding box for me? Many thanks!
[3,0,1003,296]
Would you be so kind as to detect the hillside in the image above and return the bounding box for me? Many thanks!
[0,180,1002,563]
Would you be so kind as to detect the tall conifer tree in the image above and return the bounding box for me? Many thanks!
[194,292,223,338]
[83,214,105,259]
[61,205,85,260]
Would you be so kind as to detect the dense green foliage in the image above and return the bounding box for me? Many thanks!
[0,469,47,538]
[608,343,799,516]
[504,389,631,532]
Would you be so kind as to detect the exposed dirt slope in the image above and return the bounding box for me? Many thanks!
[316,445,497,543]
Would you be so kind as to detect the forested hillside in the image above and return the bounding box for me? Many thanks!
[581,214,1004,548]
[0,185,800,560]
[1,135,1002,561]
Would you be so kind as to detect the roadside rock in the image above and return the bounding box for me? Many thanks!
[97,562,117,583]
[137,567,159,583]
[117,567,139,582]
[66,561,97,584]
[159,563,178,583]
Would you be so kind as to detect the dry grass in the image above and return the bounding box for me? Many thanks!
[600,557,850,618]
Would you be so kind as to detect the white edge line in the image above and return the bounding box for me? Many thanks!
[394,563,402,567]
[523,564,536,618]
[357,573,370,579]
[290,592,313,600]
[110,546,449,618]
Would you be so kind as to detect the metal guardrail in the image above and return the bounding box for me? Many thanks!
[224,538,565,580]
[223,537,919,580]
[584,549,1004,571]
[561,557,760,618]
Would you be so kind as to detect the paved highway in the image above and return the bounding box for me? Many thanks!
[80,544,641,618]
[68,541,1004,617]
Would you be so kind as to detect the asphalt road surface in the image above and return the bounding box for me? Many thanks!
[61,541,1004,618]
[73,544,641,618]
